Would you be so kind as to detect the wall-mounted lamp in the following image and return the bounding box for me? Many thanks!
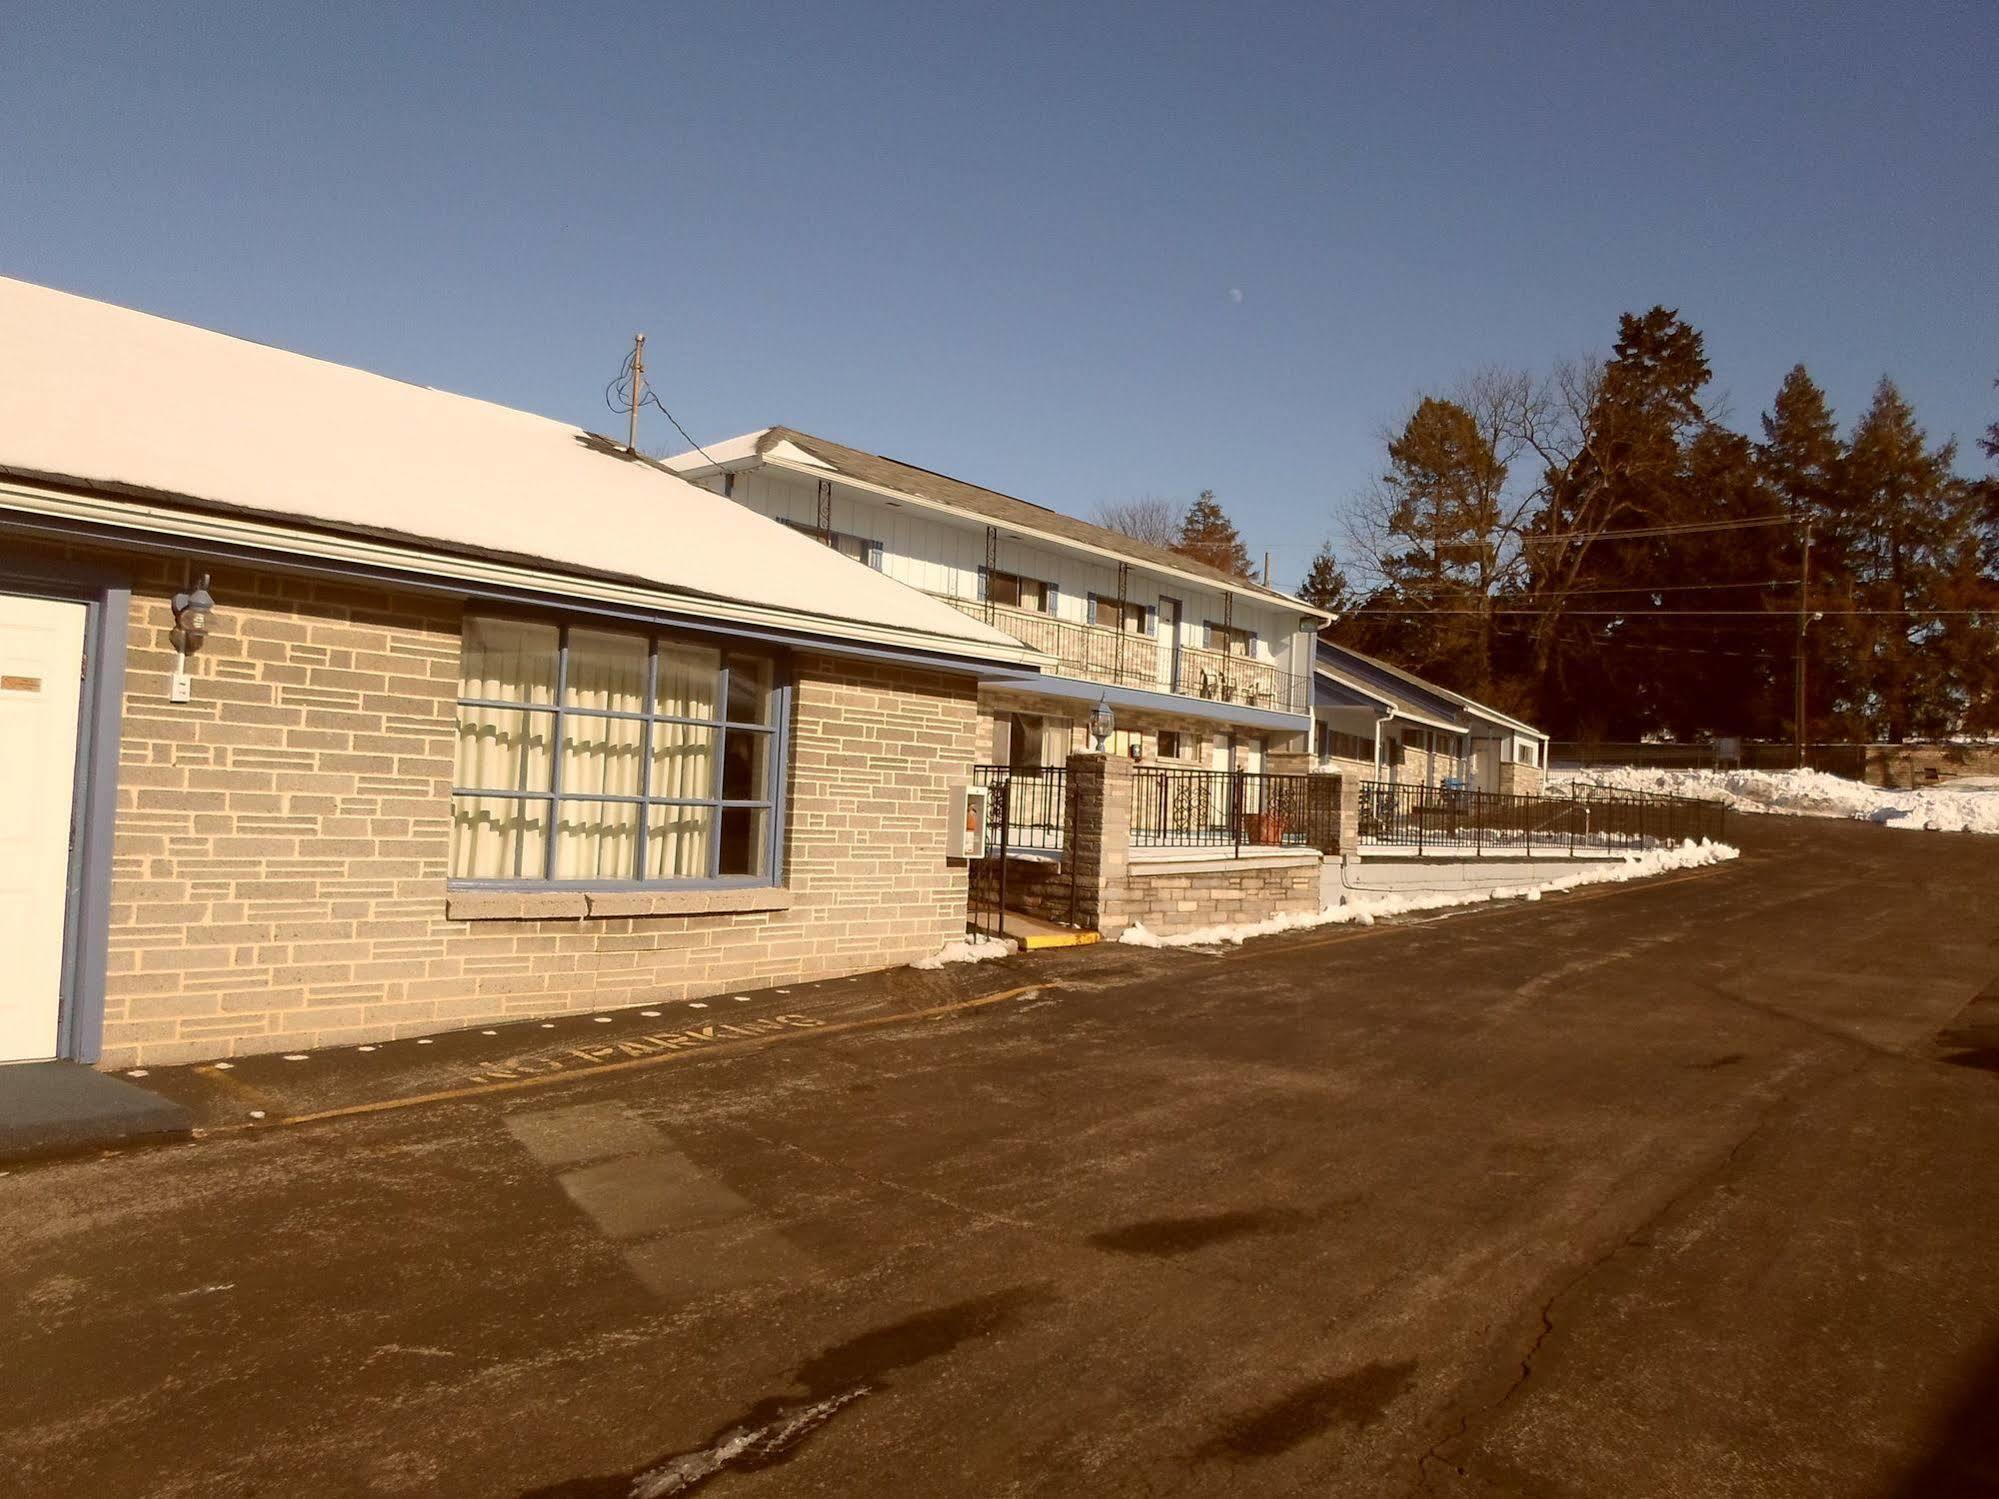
[171,575,215,653]
[168,573,215,703]
[1087,695,1114,751]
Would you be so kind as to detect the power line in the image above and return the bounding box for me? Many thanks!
[1521,514,1795,545]
[1346,605,1993,618]
[605,339,721,469]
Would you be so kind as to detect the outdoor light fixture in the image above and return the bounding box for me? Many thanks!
[169,573,216,703]
[171,574,215,653]
[1088,695,1114,751]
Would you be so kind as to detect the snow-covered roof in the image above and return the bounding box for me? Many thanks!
[0,278,1041,668]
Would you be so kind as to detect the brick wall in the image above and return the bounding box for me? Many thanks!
[1497,762,1544,796]
[13,538,979,1066]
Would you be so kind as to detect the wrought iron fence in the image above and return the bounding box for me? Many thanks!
[1131,767,1339,852]
[971,763,1068,852]
[1357,780,1726,854]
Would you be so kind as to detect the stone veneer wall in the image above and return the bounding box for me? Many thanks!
[1496,761,1544,796]
[1119,856,1322,935]
[10,538,979,1066]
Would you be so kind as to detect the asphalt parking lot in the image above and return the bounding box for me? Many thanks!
[5,814,1999,1497]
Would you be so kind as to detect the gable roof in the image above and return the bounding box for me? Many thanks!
[668,426,1330,619]
[1315,641,1467,733]
[1315,639,1546,739]
[0,278,1041,669]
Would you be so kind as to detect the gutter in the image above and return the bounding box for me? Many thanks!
[0,479,1057,675]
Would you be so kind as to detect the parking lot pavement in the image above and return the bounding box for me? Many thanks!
[5,815,1999,1497]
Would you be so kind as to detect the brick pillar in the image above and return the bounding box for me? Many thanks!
[1066,751,1133,933]
[1335,772,1360,854]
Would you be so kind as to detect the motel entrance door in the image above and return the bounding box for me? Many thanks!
[0,593,88,1063]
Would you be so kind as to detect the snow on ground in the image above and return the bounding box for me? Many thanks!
[909,936,1015,969]
[1117,838,1739,950]
[1557,766,1999,836]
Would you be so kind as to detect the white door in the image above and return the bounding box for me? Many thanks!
[0,594,86,1063]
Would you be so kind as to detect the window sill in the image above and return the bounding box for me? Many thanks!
[445,887,795,922]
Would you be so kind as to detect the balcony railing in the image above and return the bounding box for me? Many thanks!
[937,595,1309,714]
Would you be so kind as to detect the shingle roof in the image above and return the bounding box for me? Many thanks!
[1315,640,1546,739]
[741,426,1326,617]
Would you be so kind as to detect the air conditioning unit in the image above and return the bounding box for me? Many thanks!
[946,784,991,859]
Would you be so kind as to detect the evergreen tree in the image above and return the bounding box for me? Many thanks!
[1836,378,1973,740]
[1297,543,1355,615]
[1172,490,1255,579]
[1372,397,1507,695]
[1756,366,1850,741]
[1527,308,1715,736]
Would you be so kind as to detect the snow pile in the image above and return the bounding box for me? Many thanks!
[1117,838,1738,949]
[909,936,1015,969]
[1558,766,1999,837]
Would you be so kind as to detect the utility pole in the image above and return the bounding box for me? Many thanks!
[626,333,646,454]
[1794,514,1813,769]
[1262,550,1271,586]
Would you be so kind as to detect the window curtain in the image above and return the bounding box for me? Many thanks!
[554,629,647,880]
[648,643,720,879]
[452,619,556,880]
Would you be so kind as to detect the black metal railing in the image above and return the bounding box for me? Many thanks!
[1131,767,1338,852]
[972,764,1068,852]
[1357,780,1726,854]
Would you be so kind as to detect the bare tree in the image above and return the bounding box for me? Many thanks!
[1092,496,1185,548]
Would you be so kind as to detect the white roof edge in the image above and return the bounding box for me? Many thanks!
[670,432,1334,623]
[0,279,1043,669]
[1311,658,1466,735]
[0,474,1057,670]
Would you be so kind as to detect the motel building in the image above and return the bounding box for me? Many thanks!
[1311,641,1549,796]
[0,278,1048,1072]
[663,428,1333,778]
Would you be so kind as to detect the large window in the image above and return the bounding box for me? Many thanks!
[451,617,785,886]
[988,569,1050,612]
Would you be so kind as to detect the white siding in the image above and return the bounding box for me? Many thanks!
[714,468,1305,677]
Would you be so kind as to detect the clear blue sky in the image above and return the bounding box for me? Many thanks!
[4,2,1992,588]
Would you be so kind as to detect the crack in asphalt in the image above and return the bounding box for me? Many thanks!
[1409,1058,1865,1497]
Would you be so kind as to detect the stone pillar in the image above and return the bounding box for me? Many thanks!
[1066,751,1133,933]
[1335,772,1360,854]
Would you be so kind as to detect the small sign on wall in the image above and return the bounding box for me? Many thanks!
[0,675,41,693]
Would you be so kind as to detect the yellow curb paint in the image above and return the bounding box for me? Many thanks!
[1017,930,1100,950]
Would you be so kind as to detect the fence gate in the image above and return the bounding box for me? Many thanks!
[966,774,1011,942]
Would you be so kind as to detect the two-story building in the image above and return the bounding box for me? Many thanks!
[665,429,1332,777]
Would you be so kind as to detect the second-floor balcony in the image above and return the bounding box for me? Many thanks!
[937,595,1310,716]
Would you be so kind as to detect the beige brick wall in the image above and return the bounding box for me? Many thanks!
[12,539,978,1066]
[1118,858,1322,936]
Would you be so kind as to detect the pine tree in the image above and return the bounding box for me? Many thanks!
[1756,366,1850,740]
[1528,308,1714,736]
[1172,490,1255,579]
[1297,544,1355,616]
[1372,397,1507,695]
[1837,378,1972,739]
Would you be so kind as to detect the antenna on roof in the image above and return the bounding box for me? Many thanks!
[627,333,646,454]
